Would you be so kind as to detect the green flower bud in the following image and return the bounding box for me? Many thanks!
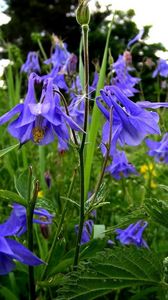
[76,0,90,26]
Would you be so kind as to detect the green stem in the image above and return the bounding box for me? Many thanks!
[40,168,77,280]
[73,24,89,269]
[39,147,45,190]
[37,39,48,61]
[26,167,39,300]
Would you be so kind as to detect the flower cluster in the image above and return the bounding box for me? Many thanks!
[0,73,82,149]
[97,85,160,156]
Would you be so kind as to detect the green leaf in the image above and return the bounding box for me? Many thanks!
[44,239,66,278]
[60,196,80,208]
[145,198,168,229]
[0,144,19,158]
[84,14,115,200]
[57,247,163,300]
[0,286,18,300]
[0,189,26,206]
[14,169,34,200]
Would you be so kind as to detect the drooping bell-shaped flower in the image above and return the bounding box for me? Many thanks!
[21,52,41,74]
[44,38,70,68]
[75,220,94,245]
[0,203,54,237]
[0,206,45,275]
[97,85,160,155]
[115,220,148,248]
[111,54,140,97]
[106,150,137,180]
[146,133,168,163]
[152,58,168,78]
[0,73,82,146]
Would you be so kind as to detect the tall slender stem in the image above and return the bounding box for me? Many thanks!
[27,167,39,300]
[73,24,89,269]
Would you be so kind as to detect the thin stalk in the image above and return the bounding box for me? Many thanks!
[37,39,48,61]
[40,168,77,280]
[38,147,46,190]
[73,24,89,269]
[26,167,36,300]
[73,152,85,268]
[54,89,79,147]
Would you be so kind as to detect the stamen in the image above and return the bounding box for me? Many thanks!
[32,126,45,143]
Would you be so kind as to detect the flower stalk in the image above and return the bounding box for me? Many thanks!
[26,167,39,300]
[73,21,89,269]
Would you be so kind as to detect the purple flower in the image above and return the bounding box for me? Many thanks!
[115,220,148,248]
[146,133,168,163]
[97,85,160,155]
[0,73,82,146]
[111,54,140,97]
[152,58,168,78]
[0,237,44,275]
[21,52,40,74]
[0,207,45,275]
[0,203,54,237]
[44,40,70,68]
[42,65,69,92]
[106,151,137,180]
[127,28,144,48]
[75,220,94,245]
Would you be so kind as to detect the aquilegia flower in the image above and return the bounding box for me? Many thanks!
[44,38,70,68]
[0,213,44,275]
[97,85,160,155]
[152,58,168,78]
[111,54,140,97]
[106,150,137,180]
[0,203,54,237]
[75,220,94,245]
[146,133,168,163]
[21,52,41,74]
[0,73,82,146]
[115,220,148,248]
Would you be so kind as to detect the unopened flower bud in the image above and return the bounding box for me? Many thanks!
[76,0,90,26]
[40,223,51,239]
[44,171,52,189]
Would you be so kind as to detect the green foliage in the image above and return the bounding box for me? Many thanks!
[56,247,164,299]
[145,197,168,230]
[0,143,19,158]
[0,189,26,206]
[14,169,34,200]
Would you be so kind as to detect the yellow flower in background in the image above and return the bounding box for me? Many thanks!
[150,180,157,189]
[38,190,44,198]
[140,163,156,176]
[140,163,157,189]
